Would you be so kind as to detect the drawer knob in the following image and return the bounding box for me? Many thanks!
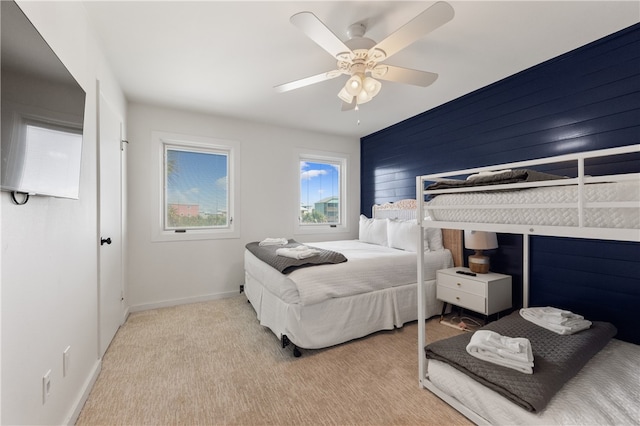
[457,282,461,286]
[456,296,460,300]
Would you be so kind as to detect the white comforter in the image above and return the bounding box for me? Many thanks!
[277,240,452,306]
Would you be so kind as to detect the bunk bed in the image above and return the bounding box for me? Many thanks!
[415,145,640,424]
[244,199,462,356]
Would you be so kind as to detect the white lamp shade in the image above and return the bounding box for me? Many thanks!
[362,77,381,97]
[464,230,498,250]
[338,87,354,103]
[357,88,372,104]
[345,75,363,96]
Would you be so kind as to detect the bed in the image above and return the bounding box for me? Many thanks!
[419,145,640,241]
[415,145,640,424]
[243,199,461,356]
[425,312,640,425]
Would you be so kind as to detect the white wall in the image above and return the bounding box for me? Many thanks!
[126,104,360,310]
[1,2,358,422]
[1,2,126,424]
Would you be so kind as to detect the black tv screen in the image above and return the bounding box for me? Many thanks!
[1,0,86,200]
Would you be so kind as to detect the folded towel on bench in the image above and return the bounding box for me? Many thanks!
[276,246,320,259]
[259,237,289,246]
[466,330,534,374]
[520,307,591,335]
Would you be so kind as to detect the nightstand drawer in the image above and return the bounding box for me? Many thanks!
[437,273,485,297]
[437,286,485,313]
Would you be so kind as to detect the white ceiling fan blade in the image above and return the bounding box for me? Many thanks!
[274,70,342,93]
[369,1,454,60]
[372,65,438,87]
[290,12,352,59]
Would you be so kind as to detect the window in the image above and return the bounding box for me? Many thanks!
[298,151,347,232]
[152,132,240,241]
[165,147,229,229]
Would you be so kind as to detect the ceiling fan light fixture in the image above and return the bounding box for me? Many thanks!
[339,74,381,106]
[345,74,363,96]
[363,76,381,97]
[357,89,372,104]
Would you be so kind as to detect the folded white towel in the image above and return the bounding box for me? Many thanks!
[259,237,289,246]
[520,307,591,335]
[466,330,534,374]
[531,307,583,325]
[535,307,575,318]
[276,247,320,259]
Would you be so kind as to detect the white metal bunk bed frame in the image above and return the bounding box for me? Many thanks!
[415,144,640,424]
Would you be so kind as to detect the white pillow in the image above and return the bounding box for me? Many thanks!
[359,215,388,246]
[387,219,420,252]
[423,216,444,250]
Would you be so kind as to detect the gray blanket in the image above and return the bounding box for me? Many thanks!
[245,240,347,274]
[425,169,566,191]
[425,311,616,412]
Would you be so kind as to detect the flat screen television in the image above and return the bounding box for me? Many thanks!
[1,0,86,201]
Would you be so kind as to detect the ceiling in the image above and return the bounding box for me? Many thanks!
[82,1,639,138]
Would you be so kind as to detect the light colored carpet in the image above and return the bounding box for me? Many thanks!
[76,295,471,425]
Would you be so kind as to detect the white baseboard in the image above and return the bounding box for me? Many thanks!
[64,358,102,425]
[128,290,240,313]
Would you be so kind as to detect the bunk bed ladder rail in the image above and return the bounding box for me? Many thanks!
[416,176,428,387]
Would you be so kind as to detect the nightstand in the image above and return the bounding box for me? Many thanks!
[437,267,512,320]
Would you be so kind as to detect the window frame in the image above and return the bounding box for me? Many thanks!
[296,149,348,234]
[151,131,240,242]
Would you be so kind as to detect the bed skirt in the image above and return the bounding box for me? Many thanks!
[244,269,442,350]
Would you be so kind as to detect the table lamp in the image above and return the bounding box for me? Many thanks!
[464,230,498,273]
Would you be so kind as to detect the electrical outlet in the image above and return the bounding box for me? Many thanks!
[63,346,71,377]
[42,370,51,404]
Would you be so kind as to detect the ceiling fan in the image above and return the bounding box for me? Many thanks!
[274,1,454,111]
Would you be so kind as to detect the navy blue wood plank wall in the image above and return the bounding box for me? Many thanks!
[360,23,640,343]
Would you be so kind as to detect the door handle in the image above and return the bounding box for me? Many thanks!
[101,237,112,246]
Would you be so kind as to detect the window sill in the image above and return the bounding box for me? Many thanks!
[151,228,239,242]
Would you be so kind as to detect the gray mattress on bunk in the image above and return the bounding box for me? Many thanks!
[425,311,617,412]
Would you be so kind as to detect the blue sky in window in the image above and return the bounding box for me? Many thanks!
[300,161,339,206]
[166,149,228,214]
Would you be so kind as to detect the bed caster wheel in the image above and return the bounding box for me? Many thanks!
[293,347,301,357]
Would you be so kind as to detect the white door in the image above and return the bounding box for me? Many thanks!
[98,86,125,357]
